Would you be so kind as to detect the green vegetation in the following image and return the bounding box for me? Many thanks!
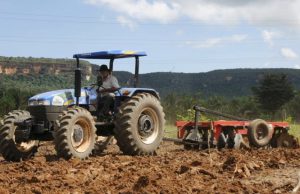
[141,68,300,98]
[1,56,300,132]
[252,74,294,119]
[0,74,96,116]
[162,93,261,124]
[0,56,91,66]
[164,124,178,138]
[289,124,300,138]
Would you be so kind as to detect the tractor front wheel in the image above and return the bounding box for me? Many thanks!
[114,93,165,155]
[0,110,39,161]
[54,107,96,160]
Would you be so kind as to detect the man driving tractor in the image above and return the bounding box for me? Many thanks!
[97,64,119,120]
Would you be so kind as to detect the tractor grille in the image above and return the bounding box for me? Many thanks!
[27,105,66,122]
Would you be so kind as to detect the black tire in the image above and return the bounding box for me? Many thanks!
[114,93,165,155]
[54,107,96,160]
[0,110,39,161]
[248,119,273,147]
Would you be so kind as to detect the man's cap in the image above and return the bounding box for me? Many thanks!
[99,64,109,71]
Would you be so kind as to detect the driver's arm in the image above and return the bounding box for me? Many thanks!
[101,87,117,93]
[97,75,103,87]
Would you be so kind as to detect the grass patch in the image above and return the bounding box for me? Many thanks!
[289,124,300,138]
[164,124,177,138]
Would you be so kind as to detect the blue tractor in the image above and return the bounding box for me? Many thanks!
[0,50,165,161]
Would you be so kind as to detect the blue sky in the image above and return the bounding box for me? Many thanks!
[1,0,300,73]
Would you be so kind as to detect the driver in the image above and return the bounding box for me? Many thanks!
[97,64,120,119]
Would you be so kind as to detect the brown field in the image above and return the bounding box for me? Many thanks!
[0,141,299,194]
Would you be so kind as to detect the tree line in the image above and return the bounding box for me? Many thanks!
[162,73,298,124]
[0,73,299,125]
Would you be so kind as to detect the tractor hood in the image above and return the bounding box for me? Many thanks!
[28,89,87,106]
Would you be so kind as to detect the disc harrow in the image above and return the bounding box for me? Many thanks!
[164,105,299,150]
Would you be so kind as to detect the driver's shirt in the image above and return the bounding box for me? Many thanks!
[102,74,119,96]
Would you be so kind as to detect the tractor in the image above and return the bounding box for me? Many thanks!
[0,50,165,161]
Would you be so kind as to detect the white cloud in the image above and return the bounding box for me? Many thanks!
[84,0,180,23]
[116,16,136,30]
[262,30,281,46]
[294,64,300,69]
[176,0,300,27]
[84,0,300,28]
[281,48,298,60]
[185,34,247,48]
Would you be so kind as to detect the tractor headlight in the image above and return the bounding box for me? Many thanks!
[37,100,50,106]
[52,96,64,106]
[28,100,38,106]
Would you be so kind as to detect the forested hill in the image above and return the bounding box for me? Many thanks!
[2,68,300,98]
[139,68,300,98]
[1,56,300,98]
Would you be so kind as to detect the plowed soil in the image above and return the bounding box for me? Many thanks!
[0,141,300,194]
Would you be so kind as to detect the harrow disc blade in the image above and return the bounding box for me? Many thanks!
[276,133,299,148]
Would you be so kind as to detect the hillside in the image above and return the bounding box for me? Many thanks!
[1,56,300,97]
[140,68,300,97]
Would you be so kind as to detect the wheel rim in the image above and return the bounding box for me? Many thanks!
[255,124,268,140]
[137,108,159,144]
[13,125,37,152]
[71,118,92,153]
[16,141,37,152]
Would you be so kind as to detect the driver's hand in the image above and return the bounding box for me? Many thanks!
[98,88,106,93]
[96,87,100,93]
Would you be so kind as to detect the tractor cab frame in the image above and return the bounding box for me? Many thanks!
[73,50,146,105]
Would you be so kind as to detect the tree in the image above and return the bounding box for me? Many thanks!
[252,74,295,119]
[284,91,300,122]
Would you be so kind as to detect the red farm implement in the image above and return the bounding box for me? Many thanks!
[164,106,299,149]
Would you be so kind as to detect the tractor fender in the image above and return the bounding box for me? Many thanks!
[116,88,160,99]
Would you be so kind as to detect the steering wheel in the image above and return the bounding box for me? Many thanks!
[84,83,99,91]
[98,87,122,95]
[115,88,122,96]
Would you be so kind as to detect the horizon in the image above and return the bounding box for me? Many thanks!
[1,0,300,73]
[1,54,300,74]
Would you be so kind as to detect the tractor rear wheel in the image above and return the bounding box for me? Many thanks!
[248,119,273,147]
[0,119,3,128]
[54,107,96,160]
[114,93,165,155]
[0,110,39,161]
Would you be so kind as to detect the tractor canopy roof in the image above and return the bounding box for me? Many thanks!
[73,50,147,59]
